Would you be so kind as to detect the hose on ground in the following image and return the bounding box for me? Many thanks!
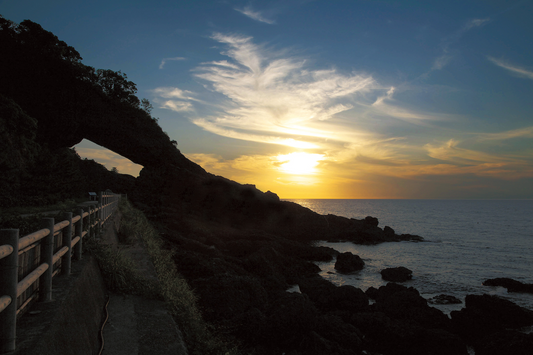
[99,295,110,355]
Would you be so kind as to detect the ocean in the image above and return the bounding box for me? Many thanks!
[285,199,533,314]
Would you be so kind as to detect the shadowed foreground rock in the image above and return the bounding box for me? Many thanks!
[380,266,413,282]
[450,294,533,353]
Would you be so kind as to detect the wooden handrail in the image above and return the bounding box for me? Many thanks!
[1,192,122,354]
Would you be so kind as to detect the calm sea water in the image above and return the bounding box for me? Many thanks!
[286,199,533,314]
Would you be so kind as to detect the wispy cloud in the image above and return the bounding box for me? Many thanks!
[159,57,185,69]
[428,18,490,74]
[152,87,197,101]
[462,18,490,31]
[152,87,202,112]
[161,100,194,112]
[235,5,275,24]
[191,33,376,147]
[370,86,449,123]
[487,57,533,80]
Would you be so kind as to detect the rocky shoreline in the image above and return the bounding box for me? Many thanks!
[127,167,533,355]
[148,203,532,354]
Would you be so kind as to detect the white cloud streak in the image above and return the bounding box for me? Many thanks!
[487,57,533,80]
[159,57,185,69]
[235,6,275,24]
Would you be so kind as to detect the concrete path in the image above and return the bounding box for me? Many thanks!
[100,213,188,355]
[102,293,188,355]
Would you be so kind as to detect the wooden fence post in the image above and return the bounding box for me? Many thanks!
[88,204,96,239]
[62,212,72,276]
[75,208,84,261]
[40,218,54,302]
[0,229,19,353]
[98,191,103,234]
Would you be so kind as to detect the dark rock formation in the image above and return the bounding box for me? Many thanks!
[450,294,533,344]
[334,252,365,273]
[483,277,533,294]
[350,311,467,355]
[299,277,369,314]
[191,274,268,321]
[380,266,413,282]
[364,216,379,227]
[383,225,395,237]
[372,283,451,330]
[475,330,533,355]
[428,294,462,305]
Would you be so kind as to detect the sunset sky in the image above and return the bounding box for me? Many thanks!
[3,0,533,199]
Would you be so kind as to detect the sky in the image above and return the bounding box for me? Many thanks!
[2,0,533,199]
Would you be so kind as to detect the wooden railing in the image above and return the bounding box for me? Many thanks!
[0,191,121,354]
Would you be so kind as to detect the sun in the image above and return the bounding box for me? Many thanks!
[276,152,324,175]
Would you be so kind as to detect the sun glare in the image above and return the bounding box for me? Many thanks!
[276,152,323,175]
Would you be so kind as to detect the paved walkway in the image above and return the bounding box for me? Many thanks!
[100,213,188,355]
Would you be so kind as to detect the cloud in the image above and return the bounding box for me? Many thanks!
[191,33,376,147]
[462,18,490,31]
[152,87,204,112]
[476,126,533,141]
[370,86,449,123]
[235,5,275,24]
[431,54,453,71]
[162,100,194,112]
[152,87,197,100]
[427,18,490,74]
[424,139,504,164]
[487,57,533,80]
[159,57,185,69]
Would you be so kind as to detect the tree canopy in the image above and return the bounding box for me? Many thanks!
[0,16,156,149]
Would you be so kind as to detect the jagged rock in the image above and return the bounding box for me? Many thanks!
[384,225,395,236]
[475,330,533,355]
[380,266,413,282]
[483,277,533,294]
[428,294,462,305]
[243,247,291,291]
[265,292,319,346]
[315,314,363,350]
[365,286,379,300]
[230,307,268,345]
[264,190,280,202]
[334,252,365,273]
[299,277,369,313]
[450,294,533,342]
[364,216,379,227]
[350,311,468,355]
[373,283,450,329]
[192,274,268,321]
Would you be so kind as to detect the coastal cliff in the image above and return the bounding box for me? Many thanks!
[2,17,532,355]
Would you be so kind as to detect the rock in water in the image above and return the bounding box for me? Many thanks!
[428,294,462,305]
[334,252,365,273]
[483,277,533,294]
[381,266,413,282]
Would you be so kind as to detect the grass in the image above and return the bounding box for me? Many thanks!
[94,199,239,355]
